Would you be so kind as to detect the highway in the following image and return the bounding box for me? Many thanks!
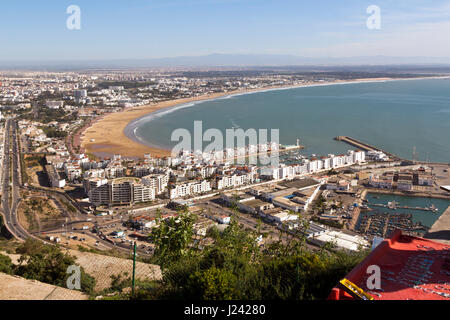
[0,119,153,259]
[0,119,84,242]
[1,118,29,240]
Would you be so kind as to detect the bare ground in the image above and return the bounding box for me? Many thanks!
[0,272,88,300]
[1,247,162,293]
[67,249,162,291]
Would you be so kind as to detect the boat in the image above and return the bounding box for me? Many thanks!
[429,204,439,212]
[387,201,398,210]
[373,203,387,207]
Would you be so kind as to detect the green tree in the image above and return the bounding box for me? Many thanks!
[109,273,131,293]
[188,266,238,300]
[0,253,13,274]
[14,239,96,294]
[140,204,369,301]
[149,210,197,269]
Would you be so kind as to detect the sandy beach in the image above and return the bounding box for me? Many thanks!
[80,76,439,160]
[80,92,238,159]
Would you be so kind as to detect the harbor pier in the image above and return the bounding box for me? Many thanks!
[424,206,450,245]
[334,136,401,160]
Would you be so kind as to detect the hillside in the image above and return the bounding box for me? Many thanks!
[0,272,88,300]
[1,249,162,292]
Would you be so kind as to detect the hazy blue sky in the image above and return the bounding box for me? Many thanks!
[1,0,449,60]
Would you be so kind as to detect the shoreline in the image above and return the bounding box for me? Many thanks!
[80,92,246,159]
[80,75,450,160]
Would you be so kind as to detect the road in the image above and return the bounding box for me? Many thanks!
[0,119,151,259]
[1,118,29,240]
[0,120,119,246]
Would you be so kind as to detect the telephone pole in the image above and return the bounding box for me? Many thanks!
[131,241,137,298]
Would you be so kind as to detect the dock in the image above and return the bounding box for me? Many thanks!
[424,205,450,245]
[334,136,401,160]
[370,202,439,212]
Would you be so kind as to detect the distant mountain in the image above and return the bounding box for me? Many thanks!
[1,54,450,70]
[130,54,450,67]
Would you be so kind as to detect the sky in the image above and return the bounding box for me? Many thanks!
[0,0,450,61]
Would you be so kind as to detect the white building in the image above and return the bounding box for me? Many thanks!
[369,175,394,189]
[214,171,255,190]
[64,164,82,182]
[83,169,106,179]
[105,165,124,179]
[86,177,156,207]
[142,173,169,195]
[169,180,212,199]
[46,164,66,188]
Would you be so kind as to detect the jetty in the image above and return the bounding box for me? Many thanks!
[370,202,439,212]
[334,136,401,160]
[424,206,450,245]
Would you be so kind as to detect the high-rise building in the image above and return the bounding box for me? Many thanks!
[74,89,88,103]
[85,177,156,207]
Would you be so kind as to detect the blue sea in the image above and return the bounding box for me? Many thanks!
[125,78,450,163]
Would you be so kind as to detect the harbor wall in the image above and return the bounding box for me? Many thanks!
[363,187,450,200]
[424,206,450,245]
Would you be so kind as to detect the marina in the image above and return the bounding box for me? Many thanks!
[358,212,429,238]
[356,193,450,238]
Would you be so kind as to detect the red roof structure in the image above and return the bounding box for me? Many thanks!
[328,230,450,300]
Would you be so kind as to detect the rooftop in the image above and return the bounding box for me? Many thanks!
[242,198,269,208]
[111,177,141,184]
[279,178,320,190]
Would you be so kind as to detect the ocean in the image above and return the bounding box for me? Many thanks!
[125,78,450,162]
